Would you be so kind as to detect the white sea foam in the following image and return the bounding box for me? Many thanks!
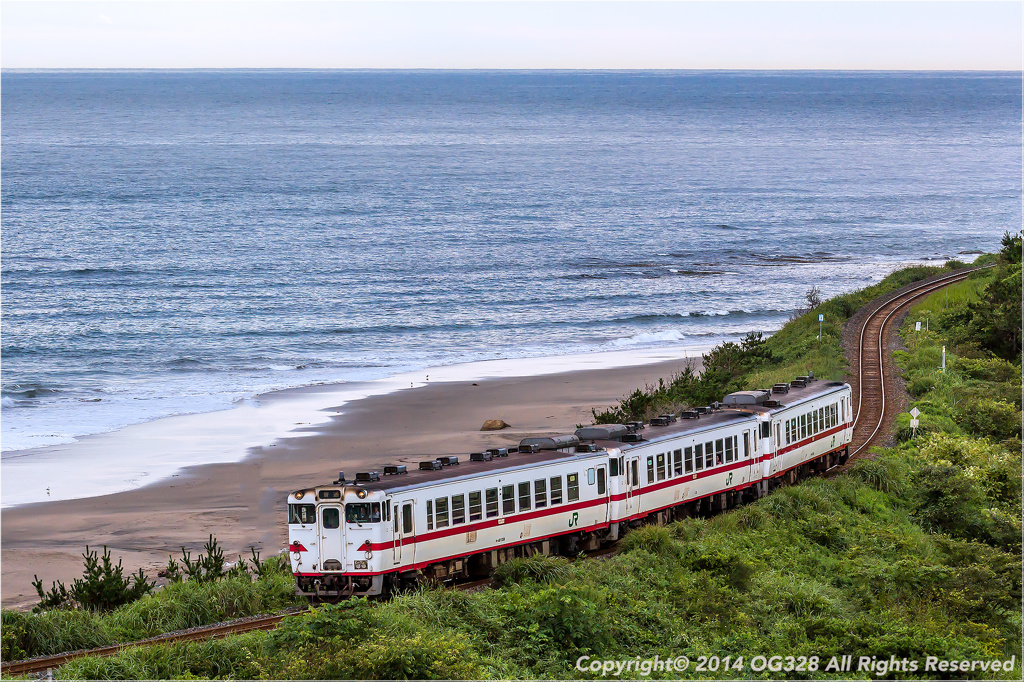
[609,329,686,347]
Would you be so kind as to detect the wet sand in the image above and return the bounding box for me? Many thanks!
[1,355,699,609]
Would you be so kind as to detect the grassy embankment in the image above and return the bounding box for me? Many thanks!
[1,553,303,664]
[8,246,1021,680]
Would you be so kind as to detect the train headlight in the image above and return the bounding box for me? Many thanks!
[353,560,368,570]
[293,490,304,500]
[357,488,368,499]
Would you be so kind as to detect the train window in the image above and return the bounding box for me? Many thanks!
[568,473,580,501]
[647,457,655,483]
[587,468,596,485]
[288,504,315,525]
[345,503,380,524]
[656,453,666,481]
[427,500,434,530]
[819,407,825,430]
[383,501,390,523]
[674,449,683,476]
[631,459,639,487]
[597,467,606,495]
[760,421,771,439]
[800,414,807,439]
[705,441,714,468]
[323,508,340,529]
[518,482,532,512]
[550,476,563,505]
[403,504,413,535]
[394,511,399,534]
[743,432,750,458]
[714,439,722,465]
[435,498,450,529]
[685,447,693,474]
[534,479,547,508]
[469,491,482,522]
[502,485,515,515]
[694,444,704,471]
[725,437,734,463]
[609,458,619,477]
[486,488,499,518]
[452,495,466,525]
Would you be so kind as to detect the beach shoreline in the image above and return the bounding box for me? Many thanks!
[1,352,701,610]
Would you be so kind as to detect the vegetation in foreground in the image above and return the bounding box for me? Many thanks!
[7,238,1021,679]
[2,538,302,662]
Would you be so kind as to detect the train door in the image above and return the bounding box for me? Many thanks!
[597,464,609,524]
[319,504,344,569]
[393,500,415,566]
[744,429,761,487]
[625,456,640,518]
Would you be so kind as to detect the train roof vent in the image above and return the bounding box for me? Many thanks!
[355,471,381,482]
[419,460,442,471]
[649,417,670,426]
[627,421,645,431]
[681,410,700,419]
[575,443,599,453]
[519,435,581,451]
[383,465,407,475]
[470,451,493,462]
[722,390,770,406]
[574,424,629,441]
[791,377,807,388]
[763,400,783,408]
[486,447,509,457]
[621,433,644,443]
[826,381,844,387]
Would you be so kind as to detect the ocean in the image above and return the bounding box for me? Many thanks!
[2,71,1019,484]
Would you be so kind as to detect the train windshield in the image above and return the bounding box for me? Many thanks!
[288,504,315,525]
[345,503,381,524]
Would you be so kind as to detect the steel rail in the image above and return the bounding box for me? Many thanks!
[0,610,303,677]
[849,265,993,458]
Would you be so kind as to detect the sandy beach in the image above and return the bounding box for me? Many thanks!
[1,355,699,610]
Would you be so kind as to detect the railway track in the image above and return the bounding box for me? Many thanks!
[1,266,989,677]
[0,610,304,677]
[846,265,993,460]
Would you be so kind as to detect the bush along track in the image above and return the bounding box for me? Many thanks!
[11,243,1023,680]
[2,537,303,665]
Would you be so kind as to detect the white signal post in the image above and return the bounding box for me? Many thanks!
[818,313,823,339]
[910,407,921,438]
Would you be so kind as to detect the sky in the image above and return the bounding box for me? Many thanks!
[1,1,1021,70]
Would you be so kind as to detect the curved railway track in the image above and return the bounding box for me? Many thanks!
[846,265,992,460]
[1,266,991,677]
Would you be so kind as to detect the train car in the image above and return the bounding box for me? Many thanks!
[287,375,852,598]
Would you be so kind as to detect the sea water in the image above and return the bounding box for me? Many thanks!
[2,71,1019,502]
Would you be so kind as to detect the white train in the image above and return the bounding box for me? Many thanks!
[287,375,852,597]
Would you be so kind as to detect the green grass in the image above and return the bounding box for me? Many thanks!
[2,556,301,662]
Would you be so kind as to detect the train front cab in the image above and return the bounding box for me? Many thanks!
[288,487,393,598]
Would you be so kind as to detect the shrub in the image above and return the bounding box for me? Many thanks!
[619,524,678,557]
[956,398,1020,441]
[32,546,153,613]
[491,555,570,588]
